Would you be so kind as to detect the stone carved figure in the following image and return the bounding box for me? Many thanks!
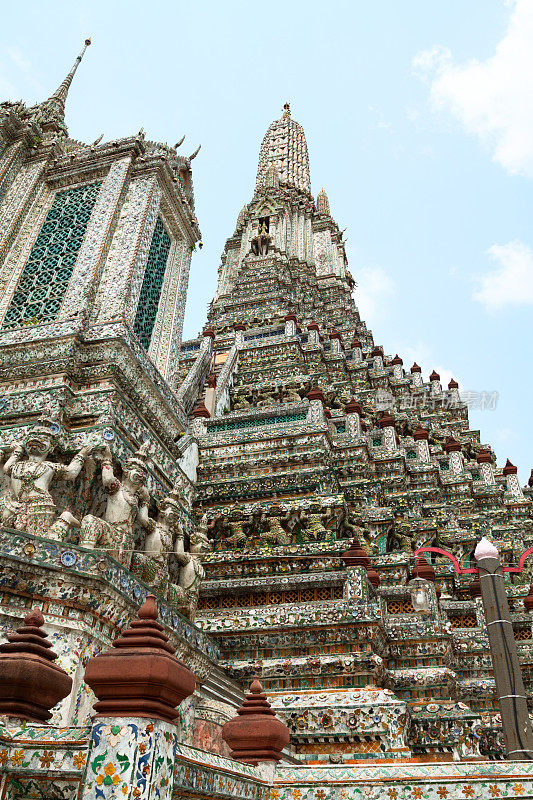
[300,504,334,542]
[0,418,92,539]
[132,486,204,620]
[251,219,271,256]
[384,517,415,553]
[79,443,152,568]
[221,509,248,548]
[260,507,291,546]
[172,523,205,621]
[131,496,175,598]
[191,513,213,553]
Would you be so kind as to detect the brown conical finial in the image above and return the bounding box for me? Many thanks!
[409,556,436,583]
[523,583,533,612]
[503,459,517,476]
[344,398,362,415]
[84,594,195,722]
[365,564,381,589]
[222,678,289,764]
[341,535,370,568]
[192,402,210,419]
[341,535,380,588]
[469,573,482,599]
[413,425,429,441]
[137,594,158,620]
[445,436,461,453]
[0,607,72,722]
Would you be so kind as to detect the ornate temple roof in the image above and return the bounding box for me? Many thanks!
[255,103,311,197]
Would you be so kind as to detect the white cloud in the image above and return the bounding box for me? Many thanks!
[353,266,394,324]
[473,240,533,311]
[414,0,533,176]
[7,47,31,74]
[495,427,518,445]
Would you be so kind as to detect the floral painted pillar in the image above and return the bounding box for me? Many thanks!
[410,362,423,388]
[306,388,326,426]
[390,354,403,380]
[379,412,397,454]
[413,424,430,463]
[351,337,363,363]
[477,449,495,485]
[429,369,442,397]
[284,313,297,338]
[307,320,320,347]
[344,398,363,439]
[234,322,246,348]
[81,595,195,800]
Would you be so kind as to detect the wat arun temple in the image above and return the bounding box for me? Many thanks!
[0,40,532,800]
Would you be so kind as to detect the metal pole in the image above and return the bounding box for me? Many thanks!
[475,537,533,760]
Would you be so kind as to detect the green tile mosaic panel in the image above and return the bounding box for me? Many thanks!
[133,216,171,350]
[2,181,101,329]
[209,412,306,433]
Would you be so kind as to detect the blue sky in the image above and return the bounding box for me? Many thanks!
[1,1,532,483]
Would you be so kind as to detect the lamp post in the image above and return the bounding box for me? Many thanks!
[414,538,533,761]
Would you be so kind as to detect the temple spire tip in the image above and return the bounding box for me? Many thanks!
[40,37,92,128]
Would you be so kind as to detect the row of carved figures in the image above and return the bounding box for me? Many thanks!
[201,506,373,550]
[0,417,209,620]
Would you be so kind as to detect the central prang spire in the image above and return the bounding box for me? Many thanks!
[255,104,311,197]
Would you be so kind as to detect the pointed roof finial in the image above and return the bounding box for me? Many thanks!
[41,38,91,121]
[317,188,330,216]
[256,104,310,196]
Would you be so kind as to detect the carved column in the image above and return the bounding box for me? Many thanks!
[390,354,403,380]
[380,413,397,453]
[448,378,460,405]
[306,388,326,426]
[445,437,464,475]
[503,459,525,499]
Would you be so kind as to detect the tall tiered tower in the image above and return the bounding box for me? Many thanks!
[0,40,202,498]
[0,42,222,740]
[1,54,533,800]
[182,105,533,764]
